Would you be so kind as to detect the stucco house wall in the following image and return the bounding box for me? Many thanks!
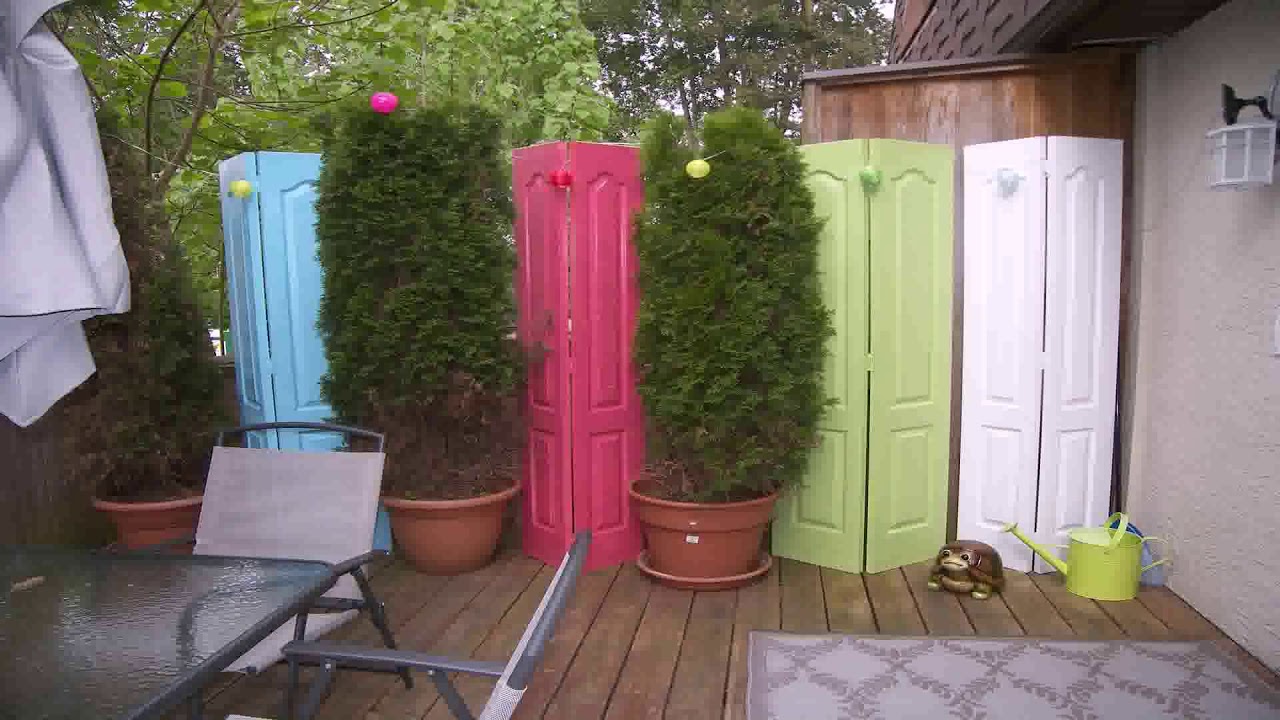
[1125,0,1280,670]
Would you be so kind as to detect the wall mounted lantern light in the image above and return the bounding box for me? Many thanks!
[1206,73,1278,190]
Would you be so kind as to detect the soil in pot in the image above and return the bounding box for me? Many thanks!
[630,485,776,589]
[384,484,520,575]
[92,495,203,552]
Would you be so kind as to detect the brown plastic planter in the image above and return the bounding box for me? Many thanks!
[383,484,520,575]
[630,486,776,590]
[92,496,203,551]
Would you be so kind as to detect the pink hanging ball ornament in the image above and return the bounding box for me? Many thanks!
[369,91,399,115]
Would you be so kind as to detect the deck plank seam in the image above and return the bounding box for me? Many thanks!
[533,564,625,719]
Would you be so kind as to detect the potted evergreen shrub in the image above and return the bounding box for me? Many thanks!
[629,108,832,589]
[77,124,228,548]
[315,100,523,575]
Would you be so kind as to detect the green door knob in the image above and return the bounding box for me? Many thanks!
[859,166,882,192]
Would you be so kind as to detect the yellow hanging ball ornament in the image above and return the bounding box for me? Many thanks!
[229,180,252,198]
[685,158,711,179]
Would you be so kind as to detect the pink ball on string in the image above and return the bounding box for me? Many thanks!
[369,92,399,115]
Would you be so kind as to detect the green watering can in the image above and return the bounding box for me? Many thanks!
[1003,513,1167,601]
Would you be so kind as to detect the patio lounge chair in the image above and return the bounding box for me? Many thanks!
[195,422,408,683]
[262,531,593,720]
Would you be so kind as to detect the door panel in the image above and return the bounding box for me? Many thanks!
[218,153,274,449]
[568,142,646,572]
[1035,137,1122,573]
[865,140,954,574]
[957,138,1046,572]
[772,140,870,573]
[256,152,341,453]
[515,142,575,566]
[223,152,390,550]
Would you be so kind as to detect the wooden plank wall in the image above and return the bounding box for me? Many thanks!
[0,360,240,545]
[801,51,1138,540]
[0,412,110,546]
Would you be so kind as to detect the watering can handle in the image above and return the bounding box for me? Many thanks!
[1141,536,1170,572]
[1105,512,1129,551]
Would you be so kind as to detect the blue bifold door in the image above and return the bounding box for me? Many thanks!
[219,151,391,551]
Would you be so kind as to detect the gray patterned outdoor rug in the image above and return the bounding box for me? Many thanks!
[747,633,1280,719]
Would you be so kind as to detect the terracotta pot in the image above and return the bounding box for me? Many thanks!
[630,487,776,588]
[383,484,520,575]
[92,496,203,552]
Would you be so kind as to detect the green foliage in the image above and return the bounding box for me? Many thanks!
[633,108,832,502]
[236,0,611,147]
[315,101,523,499]
[584,0,891,138]
[50,0,610,334]
[64,121,229,501]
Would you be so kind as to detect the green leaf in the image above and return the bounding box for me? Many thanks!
[157,80,187,98]
[244,6,275,25]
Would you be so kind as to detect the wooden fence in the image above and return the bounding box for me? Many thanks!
[0,360,239,545]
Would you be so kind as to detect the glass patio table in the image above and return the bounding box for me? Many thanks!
[1,546,336,720]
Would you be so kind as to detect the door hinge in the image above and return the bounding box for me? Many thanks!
[866,353,874,371]
[263,355,275,376]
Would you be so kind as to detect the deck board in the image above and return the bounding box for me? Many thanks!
[603,584,693,720]
[422,564,558,720]
[664,591,737,720]
[778,558,827,633]
[511,564,621,719]
[724,563,781,720]
[1000,571,1074,637]
[901,561,975,635]
[1030,573,1126,639]
[334,553,513,720]
[821,568,877,635]
[864,568,926,635]
[1097,597,1172,639]
[207,555,1279,719]
[540,564,652,718]
[957,591,1025,636]
[378,555,542,719]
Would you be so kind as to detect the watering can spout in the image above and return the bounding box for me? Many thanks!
[1001,522,1070,576]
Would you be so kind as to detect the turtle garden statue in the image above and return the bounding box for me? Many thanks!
[927,540,1005,600]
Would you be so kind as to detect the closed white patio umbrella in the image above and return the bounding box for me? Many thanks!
[1,0,129,426]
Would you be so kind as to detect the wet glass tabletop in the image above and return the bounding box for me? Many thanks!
[0,547,334,720]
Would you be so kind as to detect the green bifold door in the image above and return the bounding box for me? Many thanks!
[772,139,954,574]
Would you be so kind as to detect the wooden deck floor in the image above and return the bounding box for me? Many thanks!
[200,551,1280,719]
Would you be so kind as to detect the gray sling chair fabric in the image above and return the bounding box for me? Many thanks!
[274,531,592,720]
[194,422,409,687]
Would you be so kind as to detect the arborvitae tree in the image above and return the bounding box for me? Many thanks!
[315,101,523,499]
[65,116,228,501]
[633,107,832,502]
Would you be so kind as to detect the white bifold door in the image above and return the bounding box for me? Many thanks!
[958,136,1123,573]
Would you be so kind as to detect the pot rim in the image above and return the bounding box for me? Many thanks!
[628,485,777,511]
[383,483,521,510]
[91,495,204,512]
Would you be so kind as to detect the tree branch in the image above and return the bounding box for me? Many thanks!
[227,0,399,39]
[156,0,242,197]
[145,0,208,179]
[159,75,371,110]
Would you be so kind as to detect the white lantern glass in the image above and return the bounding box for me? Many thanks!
[1206,121,1278,190]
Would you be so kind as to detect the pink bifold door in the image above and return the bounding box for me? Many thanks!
[514,141,645,572]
